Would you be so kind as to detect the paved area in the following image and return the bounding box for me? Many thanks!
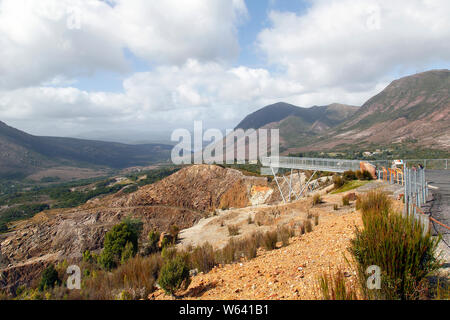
[424,170,450,265]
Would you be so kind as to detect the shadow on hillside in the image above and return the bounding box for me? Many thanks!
[183,281,218,298]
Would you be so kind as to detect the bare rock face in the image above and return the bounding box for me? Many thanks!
[117,165,267,212]
[0,165,268,292]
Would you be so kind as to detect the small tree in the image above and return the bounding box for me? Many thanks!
[158,256,191,296]
[38,264,61,292]
[332,175,345,188]
[121,241,135,264]
[100,220,140,270]
[143,230,161,255]
[343,170,357,181]
[169,225,180,243]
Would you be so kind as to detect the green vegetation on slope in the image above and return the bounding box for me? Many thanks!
[0,167,181,232]
[331,180,369,194]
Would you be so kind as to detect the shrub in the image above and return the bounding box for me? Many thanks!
[262,230,278,250]
[318,270,358,300]
[355,170,363,180]
[277,226,290,247]
[158,256,191,296]
[82,254,162,300]
[121,241,135,264]
[342,195,350,206]
[169,225,180,243]
[161,237,171,249]
[38,265,61,292]
[314,214,319,226]
[349,191,441,300]
[356,170,373,181]
[216,239,237,264]
[312,194,322,206]
[240,238,258,260]
[161,246,178,262]
[99,221,140,270]
[304,219,313,233]
[142,230,161,255]
[189,242,216,273]
[362,170,373,181]
[249,231,264,248]
[299,222,306,235]
[247,215,254,224]
[333,204,339,211]
[343,170,357,181]
[355,190,390,214]
[82,250,94,263]
[98,249,117,271]
[227,225,240,236]
[333,175,345,189]
[148,230,160,247]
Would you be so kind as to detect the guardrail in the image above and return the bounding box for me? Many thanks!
[404,159,449,170]
[403,167,428,216]
[260,156,361,173]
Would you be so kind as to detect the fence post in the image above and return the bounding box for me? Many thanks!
[422,169,426,204]
[414,169,418,215]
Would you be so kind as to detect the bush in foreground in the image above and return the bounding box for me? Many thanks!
[350,190,441,300]
[158,256,191,296]
[318,270,358,300]
[262,230,278,250]
[189,242,216,273]
[82,254,162,300]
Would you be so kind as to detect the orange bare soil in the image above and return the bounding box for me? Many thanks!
[150,208,362,300]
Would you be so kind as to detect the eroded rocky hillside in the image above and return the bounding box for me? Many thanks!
[0,165,268,292]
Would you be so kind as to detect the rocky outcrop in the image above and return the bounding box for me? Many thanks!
[114,165,268,212]
[0,165,269,291]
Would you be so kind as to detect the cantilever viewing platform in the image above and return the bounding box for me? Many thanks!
[260,156,362,173]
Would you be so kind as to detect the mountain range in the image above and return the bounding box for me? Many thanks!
[235,69,450,153]
[0,69,448,179]
[0,121,172,179]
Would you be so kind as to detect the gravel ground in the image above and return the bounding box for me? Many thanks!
[423,170,450,267]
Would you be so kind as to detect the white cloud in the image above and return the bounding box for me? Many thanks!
[113,0,248,64]
[258,0,450,90]
[0,59,305,133]
[1,0,449,137]
[0,0,248,90]
[0,0,127,89]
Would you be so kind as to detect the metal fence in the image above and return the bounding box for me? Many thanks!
[403,167,428,215]
[403,167,431,233]
[404,159,449,170]
[369,159,449,170]
[260,156,361,173]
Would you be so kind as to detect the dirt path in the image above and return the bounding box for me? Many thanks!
[152,203,362,300]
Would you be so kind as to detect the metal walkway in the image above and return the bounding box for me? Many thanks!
[261,156,362,173]
[260,156,363,203]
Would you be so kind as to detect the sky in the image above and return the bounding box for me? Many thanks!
[0,0,449,142]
